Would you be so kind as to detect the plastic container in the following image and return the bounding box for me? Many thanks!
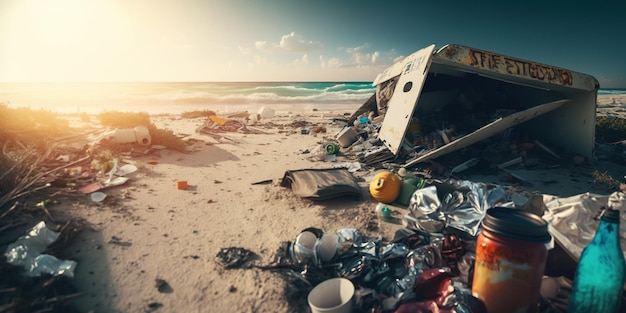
[396,182,418,206]
[290,230,318,265]
[112,128,136,144]
[111,127,151,146]
[308,278,354,313]
[258,106,275,119]
[375,202,393,222]
[134,126,151,146]
[471,207,551,313]
[336,127,359,148]
[316,232,339,263]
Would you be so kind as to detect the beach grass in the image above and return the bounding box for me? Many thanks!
[180,109,216,119]
[0,103,69,146]
[596,116,626,143]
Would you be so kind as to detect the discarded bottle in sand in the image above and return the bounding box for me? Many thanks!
[568,207,625,313]
[375,202,393,222]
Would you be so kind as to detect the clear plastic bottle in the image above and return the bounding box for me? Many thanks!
[568,208,625,313]
[375,202,393,222]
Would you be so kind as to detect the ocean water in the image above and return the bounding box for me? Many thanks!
[598,88,626,96]
[0,82,623,115]
[0,82,375,115]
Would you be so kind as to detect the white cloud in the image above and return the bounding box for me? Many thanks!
[255,32,321,53]
[255,41,272,50]
[287,54,309,66]
[343,45,400,69]
[320,55,343,69]
[239,45,251,55]
[279,32,321,52]
[346,44,371,54]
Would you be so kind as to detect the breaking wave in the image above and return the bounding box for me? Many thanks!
[0,82,376,113]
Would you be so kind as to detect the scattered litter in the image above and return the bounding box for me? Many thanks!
[4,221,77,278]
[251,179,273,185]
[333,162,361,173]
[176,180,188,190]
[56,154,70,162]
[79,182,104,194]
[104,126,152,146]
[104,176,129,187]
[280,168,362,201]
[109,236,132,247]
[90,191,107,202]
[116,163,138,176]
[216,247,256,269]
[258,106,275,119]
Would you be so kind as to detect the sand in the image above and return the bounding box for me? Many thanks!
[9,94,626,312]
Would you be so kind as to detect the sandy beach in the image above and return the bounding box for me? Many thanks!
[2,94,626,313]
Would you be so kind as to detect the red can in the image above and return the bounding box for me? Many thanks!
[472,207,551,313]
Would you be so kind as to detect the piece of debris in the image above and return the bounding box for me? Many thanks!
[215,247,255,269]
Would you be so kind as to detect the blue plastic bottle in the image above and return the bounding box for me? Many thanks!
[568,208,625,313]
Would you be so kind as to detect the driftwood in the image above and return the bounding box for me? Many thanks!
[0,141,90,221]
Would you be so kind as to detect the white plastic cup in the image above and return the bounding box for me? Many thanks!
[308,278,354,313]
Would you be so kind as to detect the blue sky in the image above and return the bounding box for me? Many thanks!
[1,0,625,87]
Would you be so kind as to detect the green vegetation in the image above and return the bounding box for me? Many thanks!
[592,170,622,190]
[180,110,216,119]
[0,104,68,213]
[596,116,626,143]
[0,103,69,147]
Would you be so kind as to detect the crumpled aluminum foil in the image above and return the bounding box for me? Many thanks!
[405,180,511,236]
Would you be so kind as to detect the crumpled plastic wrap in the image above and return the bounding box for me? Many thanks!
[405,180,511,236]
[4,221,77,278]
[542,191,626,261]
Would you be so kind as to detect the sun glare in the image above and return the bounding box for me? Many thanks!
[26,0,88,45]
[4,0,133,82]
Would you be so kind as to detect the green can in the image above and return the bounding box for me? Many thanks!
[325,143,339,155]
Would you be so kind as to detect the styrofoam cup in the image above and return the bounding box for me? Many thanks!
[308,278,354,313]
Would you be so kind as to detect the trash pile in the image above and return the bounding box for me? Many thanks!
[222,97,626,312]
[1,76,625,312]
[218,183,626,312]
[0,118,179,312]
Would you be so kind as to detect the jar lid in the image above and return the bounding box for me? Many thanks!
[482,207,551,242]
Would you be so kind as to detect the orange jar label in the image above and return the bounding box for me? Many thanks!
[472,233,547,313]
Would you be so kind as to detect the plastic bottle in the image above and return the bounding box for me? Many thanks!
[568,207,625,313]
[375,202,393,222]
